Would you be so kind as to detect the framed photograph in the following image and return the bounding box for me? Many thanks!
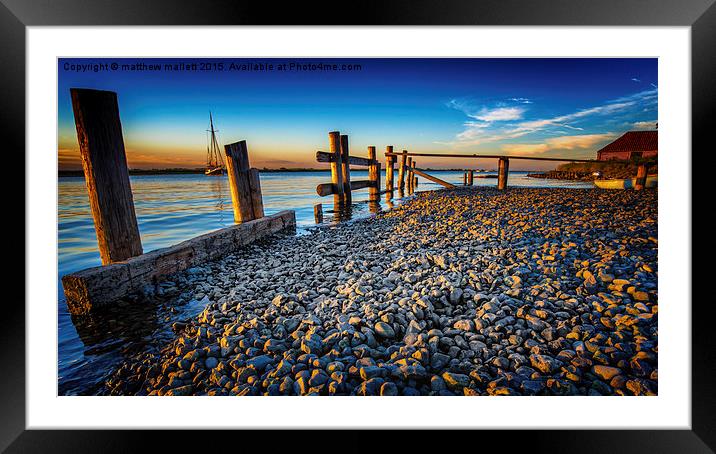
[5,0,712,451]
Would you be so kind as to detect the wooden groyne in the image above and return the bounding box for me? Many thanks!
[63,211,295,314]
[62,88,296,314]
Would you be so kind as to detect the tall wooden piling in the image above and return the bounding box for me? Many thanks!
[314,203,323,223]
[340,134,352,204]
[329,131,345,208]
[368,146,380,202]
[634,164,648,190]
[385,146,395,193]
[498,157,510,190]
[463,171,468,186]
[70,88,143,265]
[248,168,265,219]
[398,150,407,192]
[225,140,259,223]
[468,169,474,186]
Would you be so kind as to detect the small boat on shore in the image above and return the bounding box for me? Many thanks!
[593,175,657,189]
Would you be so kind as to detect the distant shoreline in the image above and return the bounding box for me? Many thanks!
[58,168,509,177]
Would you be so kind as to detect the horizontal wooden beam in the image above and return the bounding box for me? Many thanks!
[62,210,296,314]
[350,180,373,191]
[385,152,597,163]
[408,166,455,188]
[316,180,375,196]
[316,150,374,167]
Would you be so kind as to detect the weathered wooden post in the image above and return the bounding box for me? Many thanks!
[314,203,323,223]
[407,157,413,193]
[634,164,648,190]
[368,146,380,202]
[70,88,143,265]
[398,150,407,192]
[498,157,510,190]
[463,171,468,186]
[468,169,474,186]
[385,146,395,194]
[248,168,265,219]
[225,140,261,223]
[329,131,345,208]
[340,134,352,204]
[414,176,418,189]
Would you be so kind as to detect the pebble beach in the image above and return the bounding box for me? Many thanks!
[105,187,658,396]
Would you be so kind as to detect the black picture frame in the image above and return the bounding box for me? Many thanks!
[3,0,712,451]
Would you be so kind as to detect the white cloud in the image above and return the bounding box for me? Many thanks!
[632,77,641,82]
[509,97,532,104]
[471,106,526,122]
[449,88,657,147]
[500,133,617,156]
[633,120,658,130]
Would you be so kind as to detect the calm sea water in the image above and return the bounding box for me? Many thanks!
[57,170,592,394]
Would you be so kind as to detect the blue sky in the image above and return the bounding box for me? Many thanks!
[58,58,657,170]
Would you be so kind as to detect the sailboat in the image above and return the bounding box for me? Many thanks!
[205,112,225,176]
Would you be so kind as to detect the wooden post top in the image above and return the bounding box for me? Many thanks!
[225,140,251,171]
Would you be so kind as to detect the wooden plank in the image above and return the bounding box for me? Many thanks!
[317,180,374,196]
[316,183,336,196]
[409,167,456,188]
[316,150,374,167]
[340,135,352,204]
[62,210,297,315]
[224,141,255,223]
[385,151,597,163]
[70,88,143,264]
[498,157,510,190]
[352,180,374,191]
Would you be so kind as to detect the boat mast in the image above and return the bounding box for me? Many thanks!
[206,112,225,169]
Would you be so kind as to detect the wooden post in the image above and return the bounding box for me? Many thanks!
[385,146,394,193]
[498,157,510,190]
[70,88,143,265]
[398,150,407,192]
[414,176,418,189]
[368,146,380,202]
[463,171,467,186]
[314,203,323,223]
[634,164,648,190]
[329,131,345,209]
[468,170,474,186]
[340,134,352,204]
[407,157,413,193]
[248,168,264,219]
[225,140,255,223]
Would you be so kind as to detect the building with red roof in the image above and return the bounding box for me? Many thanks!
[596,130,658,161]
